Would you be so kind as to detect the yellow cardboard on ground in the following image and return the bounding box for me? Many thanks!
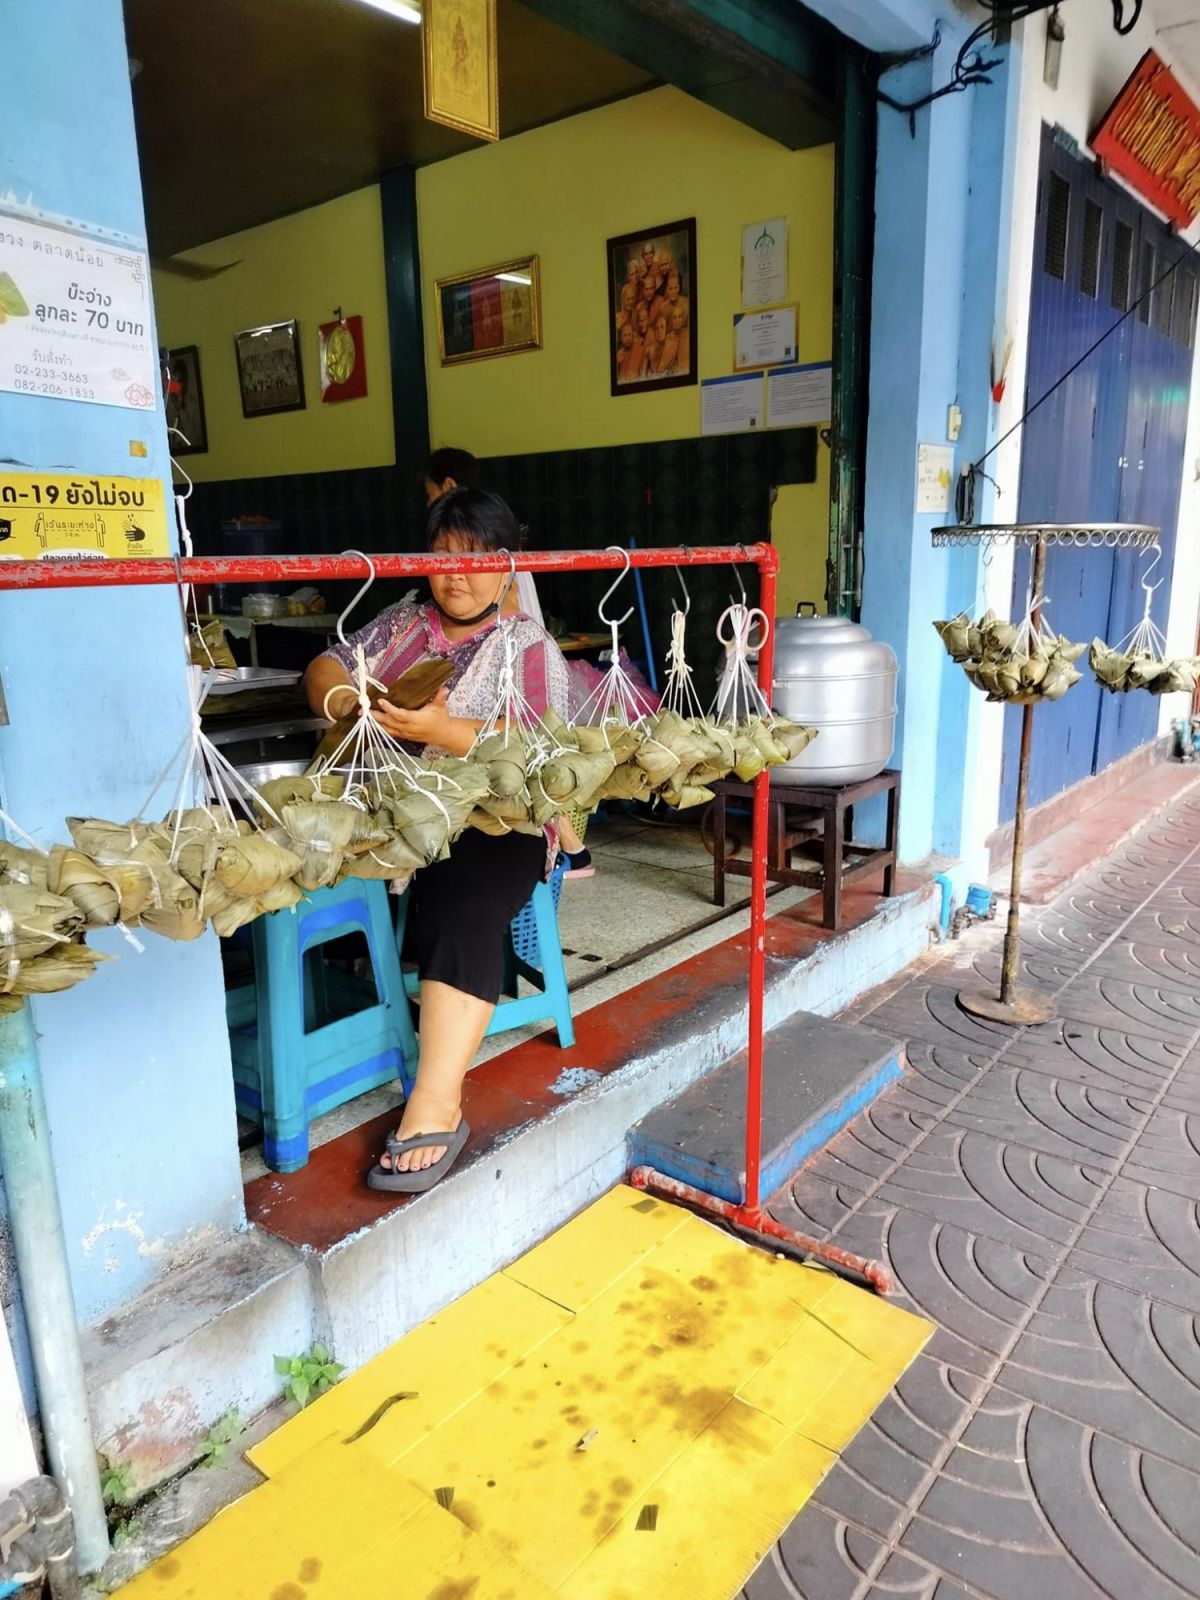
[502,1184,690,1311]
[563,1399,834,1600]
[124,1187,931,1599]
[119,1448,553,1600]
[249,1269,571,1477]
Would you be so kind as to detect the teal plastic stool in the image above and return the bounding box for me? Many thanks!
[399,869,575,1048]
[226,878,418,1173]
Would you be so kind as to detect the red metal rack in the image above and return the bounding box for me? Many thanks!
[0,542,888,1290]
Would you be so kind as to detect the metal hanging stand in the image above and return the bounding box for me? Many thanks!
[934,521,1159,1026]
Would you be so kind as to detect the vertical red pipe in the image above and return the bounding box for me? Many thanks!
[744,554,778,1214]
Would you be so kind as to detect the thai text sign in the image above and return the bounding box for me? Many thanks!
[0,214,158,410]
[1091,50,1200,229]
[0,472,170,560]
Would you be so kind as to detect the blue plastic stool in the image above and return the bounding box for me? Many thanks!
[226,878,418,1173]
[399,864,575,1048]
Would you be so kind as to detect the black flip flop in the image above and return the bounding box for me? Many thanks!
[366,1121,471,1193]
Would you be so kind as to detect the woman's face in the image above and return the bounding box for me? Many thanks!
[428,531,505,621]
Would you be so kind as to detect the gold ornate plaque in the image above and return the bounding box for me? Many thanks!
[423,0,498,143]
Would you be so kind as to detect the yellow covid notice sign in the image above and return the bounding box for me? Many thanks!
[0,470,170,560]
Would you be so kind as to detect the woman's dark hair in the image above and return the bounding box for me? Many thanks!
[425,486,520,553]
[424,446,479,490]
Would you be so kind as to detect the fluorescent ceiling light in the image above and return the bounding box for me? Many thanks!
[354,0,421,23]
[496,272,531,285]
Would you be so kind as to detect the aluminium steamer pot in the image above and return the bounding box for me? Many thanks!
[769,603,898,787]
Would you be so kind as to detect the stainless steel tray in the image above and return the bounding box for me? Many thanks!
[203,667,303,696]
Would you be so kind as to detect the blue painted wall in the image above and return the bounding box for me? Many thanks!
[0,0,243,1371]
[856,30,995,863]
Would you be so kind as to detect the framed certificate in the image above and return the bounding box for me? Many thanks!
[733,305,798,372]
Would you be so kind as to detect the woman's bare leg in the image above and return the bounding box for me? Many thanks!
[381,979,493,1172]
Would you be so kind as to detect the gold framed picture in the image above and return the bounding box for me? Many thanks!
[423,0,499,143]
[435,257,541,365]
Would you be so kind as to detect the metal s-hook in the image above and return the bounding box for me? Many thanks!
[336,549,377,648]
[730,547,748,608]
[168,429,194,501]
[597,544,634,626]
[495,547,518,619]
[1139,540,1163,596]
[673,553,692,616]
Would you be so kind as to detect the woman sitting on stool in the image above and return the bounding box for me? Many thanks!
[305,488,571,1192]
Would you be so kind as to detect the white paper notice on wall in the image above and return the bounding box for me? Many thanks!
[0,214,157,411]
[766,362,832,428]
[742,217,788,307]
[916,443,954,514]
[701,373,764,435]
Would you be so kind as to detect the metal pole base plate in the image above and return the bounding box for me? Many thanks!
[957,986,1056,1026]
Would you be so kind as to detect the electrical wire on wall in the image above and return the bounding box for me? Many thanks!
[876,0,1144,130]
[956,232,1200,524]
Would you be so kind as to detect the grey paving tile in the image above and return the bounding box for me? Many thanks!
[812,1355,983,1541]
[770,1184,1054,1378]
[1117,906,1200,951]
[743,1506,890,1600]
[1049,972,1200,1042]
[1084,938,1200,992]
[1001,1021,1187,1098]
[757,787,1200,1599]
[1067,1176,1200,1313]
[1001,1268,1200,1472]
[1019,908,1117,965]
[1121,1101,1200,1197]
[939,1062,1147,1165]
[901,1387,1200,1600]
[861,983,1017,1056]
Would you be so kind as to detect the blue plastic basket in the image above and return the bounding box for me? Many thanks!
[511,857,567,966]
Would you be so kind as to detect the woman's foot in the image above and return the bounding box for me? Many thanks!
[378,1086,462,1173]
[560,847,594,879]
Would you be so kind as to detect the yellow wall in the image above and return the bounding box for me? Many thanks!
[419,89,832,604]
[150,86,834,594]
[417,87,833,459]
[151,186,394,483]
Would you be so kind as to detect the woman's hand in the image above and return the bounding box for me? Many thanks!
[372,686,459,746]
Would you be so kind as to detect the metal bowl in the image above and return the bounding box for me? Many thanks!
[230,758,311,787]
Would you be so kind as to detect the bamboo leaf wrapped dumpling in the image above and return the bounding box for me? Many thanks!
[0,842,48,891]
[46,847,122,927]
[281,801,365,890]
[0,883,82,961]
[7,941,110,995]
[66,818,167,922]
[540,750,617,809]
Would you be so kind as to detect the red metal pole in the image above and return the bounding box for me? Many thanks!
[0,544,773,590]
[629,1166,891,1294]
[744,549,778,1215]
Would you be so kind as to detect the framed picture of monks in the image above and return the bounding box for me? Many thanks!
[607,218,696,397]
[435,257,541,365]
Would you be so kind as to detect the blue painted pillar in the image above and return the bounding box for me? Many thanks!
[0,0,243,1356]
[858,35,1013,868]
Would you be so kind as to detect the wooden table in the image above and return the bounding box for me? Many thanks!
[711,769,901,931]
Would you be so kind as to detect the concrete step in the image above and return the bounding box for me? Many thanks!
[627,1012,904,1204]
[82,1228,313,1492]
[84,877,936,1492]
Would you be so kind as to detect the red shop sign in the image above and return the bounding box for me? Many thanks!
[1091,50,1200,229]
